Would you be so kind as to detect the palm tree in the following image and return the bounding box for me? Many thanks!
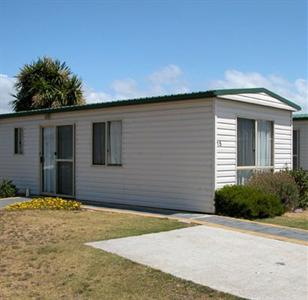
[11,57,85,111]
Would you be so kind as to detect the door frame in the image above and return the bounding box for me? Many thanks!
[39,124,76,198]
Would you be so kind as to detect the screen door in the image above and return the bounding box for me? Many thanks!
[41,125,74,196]
[42,127,56,193]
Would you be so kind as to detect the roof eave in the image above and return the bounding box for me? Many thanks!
[0,87,301,120]
[293,114,308,121]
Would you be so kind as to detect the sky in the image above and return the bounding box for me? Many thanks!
[0,0,307,113]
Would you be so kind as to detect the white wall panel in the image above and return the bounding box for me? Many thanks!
[293,120,308,170]
[0,99,215,212]
[215,99,293,189]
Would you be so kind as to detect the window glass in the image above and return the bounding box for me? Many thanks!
[57,125,73,159]
[57,161,73,195]
[237,118,255,166]
[237,118,274,185]
[256,120,273,166]
[14,128,23,154]
[42,127,56,193]
[93,123,106,165]
[108,121,122,165]
[237,169,254,185]
[293,130,299,169]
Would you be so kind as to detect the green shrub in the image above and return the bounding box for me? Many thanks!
[288,168,308,209]
[248,171,299,211]
[0,179,17,198]
[5,197,81,210]
[215,185,284,219]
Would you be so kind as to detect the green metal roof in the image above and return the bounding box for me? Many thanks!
[293,114,308,120]
[0,87,301,120]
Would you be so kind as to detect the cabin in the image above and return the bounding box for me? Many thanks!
[0,88,300,212]
[293,114,308,170]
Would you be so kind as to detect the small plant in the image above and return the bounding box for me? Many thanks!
[6,197,81,210]
[0,179,17,198]
[215,185,284,219]
[288,168,308,209]
[248,171,299,211]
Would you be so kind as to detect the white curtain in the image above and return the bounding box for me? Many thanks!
[43,127,55,193]
[108,121,122,165]
[257,120,272,166]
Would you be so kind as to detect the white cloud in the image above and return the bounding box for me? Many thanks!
[148,64,189,95]
[85,64,190,103]
[148,64,183,85]
[83,86,111,103]
[111,79,144,99]
[84,79,145,103]
[1,68,306,114]
[209,70,308,112]
[0,74,16,113]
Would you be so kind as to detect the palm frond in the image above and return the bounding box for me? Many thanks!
[11,57,85,112]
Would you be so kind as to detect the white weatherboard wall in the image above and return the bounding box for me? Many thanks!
[218,92,296,111]
[0,99,215,212]
[215,98,293,189]
[0,119,40,194]
[293,120,308,170]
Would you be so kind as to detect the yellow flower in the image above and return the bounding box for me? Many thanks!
[5,197,81,211]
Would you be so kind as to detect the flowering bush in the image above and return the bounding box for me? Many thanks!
[5,197,81,210]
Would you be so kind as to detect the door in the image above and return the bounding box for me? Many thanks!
[41,125,74,196]
[42,127,56,194]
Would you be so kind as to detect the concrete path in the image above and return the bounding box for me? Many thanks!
[172,213,308,242]
[84,204,308,244]
[87,225,308,300]
[0,197,30,209]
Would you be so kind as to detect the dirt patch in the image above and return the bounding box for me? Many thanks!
[0,210,239,300]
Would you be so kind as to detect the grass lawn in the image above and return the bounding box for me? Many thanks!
[257,210,308,230]
[0,209,240,300]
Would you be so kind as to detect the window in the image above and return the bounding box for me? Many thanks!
[107,121,122,165]
[92,121,122,166]
[237,118,273,184]
[14,128,23,154]
[93,123,106,165]
[293,130,300,169]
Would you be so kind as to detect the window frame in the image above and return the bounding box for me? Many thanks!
[236,117,274,183]
[14,127,24,155]
[92,120,123,167]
